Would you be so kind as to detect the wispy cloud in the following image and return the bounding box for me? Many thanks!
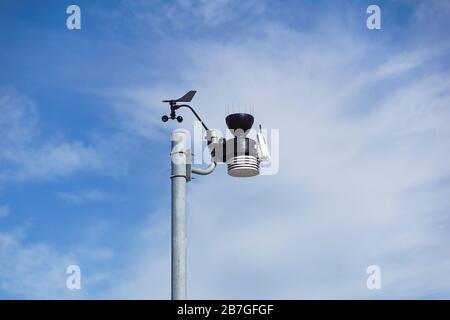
[0,229,81,299]
[1,1,450,299]
[108,11,450,298]
[57,189,115,204]
[0,90,123,184]
[0,227,114,299]
[116,0,267,34]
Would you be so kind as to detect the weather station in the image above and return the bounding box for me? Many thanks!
[161,90,271,300]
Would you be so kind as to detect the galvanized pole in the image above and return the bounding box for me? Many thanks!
[171,130,187,300]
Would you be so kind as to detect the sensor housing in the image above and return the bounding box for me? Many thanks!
[205,113,270,178]
[225,136,260,177]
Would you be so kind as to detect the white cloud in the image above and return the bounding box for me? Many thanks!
[110,21,450,299]
[0,90,121,184]
[174,0,266,25]
[0,229,80,299]
[0,228,114,299]
[2,2,449,300]
[117,0,266,32]
[102,209,171,299]
[10,142,104,181]
[0,91,37,148]
[104,87,172,140]
[57,189,114,204]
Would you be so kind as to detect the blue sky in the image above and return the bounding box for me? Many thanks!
[1,0,450,299]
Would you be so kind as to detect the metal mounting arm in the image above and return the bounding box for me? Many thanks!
[191,161,216,175]
[174,104,209,131]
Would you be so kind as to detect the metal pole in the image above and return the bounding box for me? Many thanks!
[171,130,187,300]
